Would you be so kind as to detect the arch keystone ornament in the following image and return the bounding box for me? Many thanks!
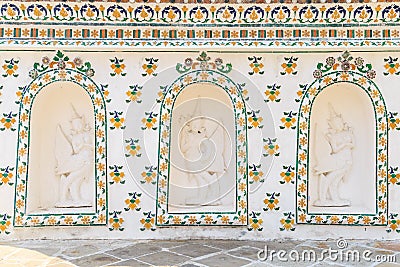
[156,52,248,226]
[296,51,388,226]
[13,51,107,227]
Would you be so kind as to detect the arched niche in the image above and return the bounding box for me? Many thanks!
[309,83,375,214]
[296,71,388,226]
[27,82,95,214]
[14,67,107,227]
[169,83,236,213]
[156,70,248,226]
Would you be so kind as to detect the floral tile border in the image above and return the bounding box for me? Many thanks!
[13,51,108,227]
[296,52,388,226]
[156,58,248,226]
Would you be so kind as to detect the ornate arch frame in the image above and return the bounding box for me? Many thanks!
[156,69,248,226]
[13,53,108,227]
[296,56,388,226]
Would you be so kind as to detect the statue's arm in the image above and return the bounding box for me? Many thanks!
[326,133,354,154]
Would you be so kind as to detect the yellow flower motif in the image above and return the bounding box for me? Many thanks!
[172,216,181,224]
[249,216,263,231]
[64,216,73,225]
[140,216,154,230]
[298,213,306,223]
[157,215,165,224]
[220,216,230,224]
[81,216,91,225]
[346,216,355,224]
[204,215,214,224]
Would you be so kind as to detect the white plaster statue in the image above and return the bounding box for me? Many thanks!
[54,105,93,208]
[179,98,228,206]
[313,104,354,207]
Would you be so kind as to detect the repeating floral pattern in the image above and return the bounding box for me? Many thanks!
[142,57,158,77]
[249,164,264,184]
[387,214,400,233]
[109,211,124,231]
[296,52,388,226]
[1,3,399,26]
[247,110,263,129]
[263,138,280,157]
[0,112,17,131]
[2,58,19,77]
[141,112,157,130]
[0,3,398,49]
[126,84,143,103]
[110,57,126,77]
[248,56,264,75]
[280,212,296,231]
[109,111,126,130]
[388,167,400,185]
[280,56,298,75]
[125,138,142,157]
[0,214,12,234]
[0,3,397,236]
[0,166,14,186]
[388,112,400,131]
[109,165,125,185]
[280,111,297,129]
[141,166,157,185]
[124,192,142,212]
[141,211,156,231]
[156,53,248,226]
[248,212,263,231]
[280,165,295,184]
[264,84,281,103]
[263,192,280,211]
[384,56,400,76]
[13,51,107,227]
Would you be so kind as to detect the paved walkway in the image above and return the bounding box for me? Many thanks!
[0,239,399,266]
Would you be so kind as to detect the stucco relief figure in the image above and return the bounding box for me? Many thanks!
[55,105,93,208]
[179,98,228,206]
[313,104,354,207]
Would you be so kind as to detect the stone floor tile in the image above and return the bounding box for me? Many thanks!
[0,246,22,259]
[196,240,249,251]
[150,240,187,248]
[10,248,55,261]
[105,243,162,259]
[169,243,221,258]
[194,253,251,267]
[107,258,151,266]
[228,246,261,261]
[304,239,353,250]
[70,253,120,266]
[46,257,75,265]
[136,251,190,266]
[181,263,205,267]
[0,259,24,266]
[28,247,62,257]
[61,244,100,258]
[373,241,400,252]
[250,240,304,251]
